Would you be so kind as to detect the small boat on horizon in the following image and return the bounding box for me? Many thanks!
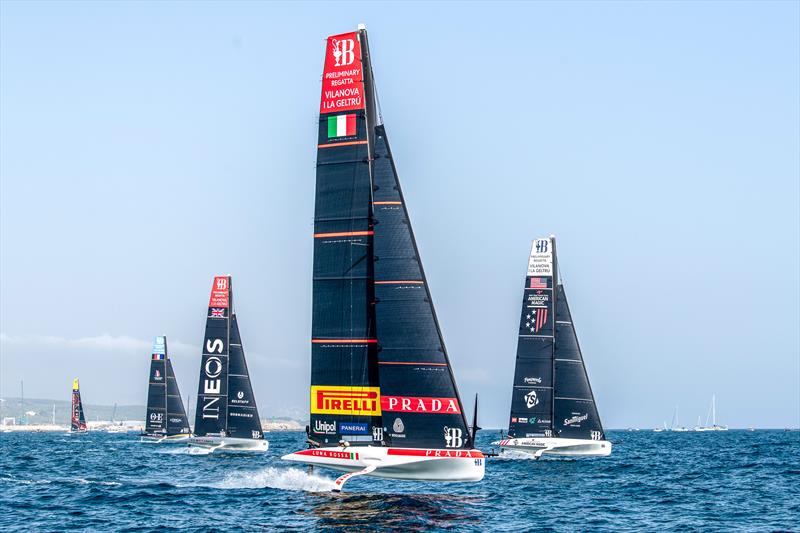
[694,394,728,431]
[491,237,611,458]
[140,336,192,443]
[188,275,268,453]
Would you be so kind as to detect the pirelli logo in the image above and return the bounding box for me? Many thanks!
[310,386,381,416]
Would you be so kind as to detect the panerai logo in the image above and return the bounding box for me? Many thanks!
[564,414,588,426]
[332,38,355,66]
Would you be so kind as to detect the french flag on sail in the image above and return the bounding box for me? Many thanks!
[327,114,356,138]
[152,353,164,360]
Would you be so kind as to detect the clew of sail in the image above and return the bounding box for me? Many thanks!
[71,378,87,431]
[372,125,471,449]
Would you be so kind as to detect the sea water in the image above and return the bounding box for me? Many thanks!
[1,430,798,531]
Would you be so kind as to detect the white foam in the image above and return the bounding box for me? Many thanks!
[207,466,335,492]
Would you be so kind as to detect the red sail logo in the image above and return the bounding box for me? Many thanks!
[208,276,229,308]
[381,396,462,414]
[320,32,364,113]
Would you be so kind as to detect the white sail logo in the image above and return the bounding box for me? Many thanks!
[444,427,463,448]
[201,339,224,420]
[524,390,539,408]
[332,38,355,66]
[535,239,549,253]
[215,277,228,290]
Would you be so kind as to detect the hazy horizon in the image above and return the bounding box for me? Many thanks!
[1,1,798,430]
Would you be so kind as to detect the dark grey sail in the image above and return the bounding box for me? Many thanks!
[165,359,191,436]
[507,237,605,441]
[70,378,87,432]
[194,275,231,437]
[145,336,168,435]
[372,125,472,449]
[553,284,605,439]
[309,28,381,446]
[227,315,263,439]
[508,238,556,438]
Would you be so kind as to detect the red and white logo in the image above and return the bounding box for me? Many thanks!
[381,396,461,414]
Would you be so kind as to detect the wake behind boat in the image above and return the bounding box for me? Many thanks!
[140,336,192,443]
[492,237,611,458]
[282,25,484,490]
[187,276,268,453]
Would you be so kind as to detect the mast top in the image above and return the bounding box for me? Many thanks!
[358,23,366,30]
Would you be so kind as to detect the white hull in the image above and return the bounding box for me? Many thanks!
[188,435,269,453]
[492,437,612,457]
[282,446,485,484]
[140,433,192,443]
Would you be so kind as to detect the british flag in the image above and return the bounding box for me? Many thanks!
[210,308,225,318]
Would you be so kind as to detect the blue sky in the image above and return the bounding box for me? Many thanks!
[1,1,798,428]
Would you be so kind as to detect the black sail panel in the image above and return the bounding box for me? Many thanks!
[553,284,605,440]
[145,336,168,435]
[194,275,230,437]
[165,359,191,436]
[227,314,263,439]
[508,238,556,438]
[71,378,86,431]
[310,31,382,446]
[372,126,471,449]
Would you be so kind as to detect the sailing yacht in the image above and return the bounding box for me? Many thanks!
[671,406,689,432]
[188,276,268,453]
[141,336,191,442]
[282,25,485,491]
[695,394,728,431]
[70,378,87,433]
[491,237,611,458]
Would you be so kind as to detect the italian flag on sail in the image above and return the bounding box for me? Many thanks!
[327,114,356,138]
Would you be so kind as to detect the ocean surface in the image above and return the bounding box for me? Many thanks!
[1,429,798,532]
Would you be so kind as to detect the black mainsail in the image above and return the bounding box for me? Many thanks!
[71,378,87,432]
[194,275,263,441]
[307,27,471,451]
[507,237,605,442]
[144,336,190,437]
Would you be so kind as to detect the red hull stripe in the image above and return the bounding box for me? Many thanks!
[374,280,424,285]
[314,231,374,238]
[318,140,368,148]
[387,448,484,458]
[312,339,378,344]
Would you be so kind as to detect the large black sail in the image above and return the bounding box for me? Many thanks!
[508,238,556,438]
[372,125,471,449]
[553,284,605,440]
[71,378,87,431]
[145,336,168,435]
[227,315,263,439]
[194,276,231,437]
[309,30,382,446]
